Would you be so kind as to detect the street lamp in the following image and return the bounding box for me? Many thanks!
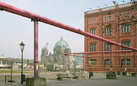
[20,41,25,84]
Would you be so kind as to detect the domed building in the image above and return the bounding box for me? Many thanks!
[53,35,71,64]
[41,35,74,70]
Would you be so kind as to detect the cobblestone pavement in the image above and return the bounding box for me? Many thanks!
[0,72,137,86]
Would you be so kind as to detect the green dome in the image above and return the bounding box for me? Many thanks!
[54,36,69,49]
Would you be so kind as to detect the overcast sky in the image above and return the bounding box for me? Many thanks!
[0,0,131,60]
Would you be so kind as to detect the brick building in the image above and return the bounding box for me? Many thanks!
[84,1,137,72]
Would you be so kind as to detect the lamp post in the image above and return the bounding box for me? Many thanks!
[20,41,25,84]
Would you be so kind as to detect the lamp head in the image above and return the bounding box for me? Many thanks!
[20,41,25,51]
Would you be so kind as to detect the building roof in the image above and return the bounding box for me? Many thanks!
[54,35,70,49]
[86,2,133,14]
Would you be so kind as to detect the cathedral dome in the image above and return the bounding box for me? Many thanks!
[54,35,70,50]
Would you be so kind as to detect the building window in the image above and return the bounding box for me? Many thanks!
[90,19,92,22]
[127,13,129,17]
[105,26,112,35]
[108,16,112,20]
[90,59,97,68]
[122,14,125,17]
[90,18,96,23]
[90,43,97,52]
[105,17,107,20]
[122,24,130,33]
[105,59,110,68]
[122,13,129,17]
[90,29,96,35]
[121,59,130,68]
[121,41,130,50]
[105,16,112,20]
[95,19,96,22]
[105,42,110,51]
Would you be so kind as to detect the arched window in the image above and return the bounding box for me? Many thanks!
[90,28,96,35]
[121,59,130,68]
[105,59,110,68]
[90,59,97,68]
[105,26,112,35]
[122,24,130,33]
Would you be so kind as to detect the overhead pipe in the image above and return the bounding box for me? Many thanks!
[0,2,137,51]
[63,50,133,55]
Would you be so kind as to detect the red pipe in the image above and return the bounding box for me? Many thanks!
[63,50,133,55]
[66,55,67,71]
[70,55,84,57]
[0,2,137,51]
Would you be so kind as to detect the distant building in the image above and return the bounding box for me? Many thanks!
[0,57,34,69]
[84,1,137,72]
[41,35,83,70]
[0,54,4,58]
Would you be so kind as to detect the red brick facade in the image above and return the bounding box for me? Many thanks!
[84,2,137,72]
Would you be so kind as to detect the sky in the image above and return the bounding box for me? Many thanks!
[0,0,132,60]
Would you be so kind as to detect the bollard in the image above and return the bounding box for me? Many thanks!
[89,72,93,78]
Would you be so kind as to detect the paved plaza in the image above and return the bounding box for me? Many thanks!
[0,72,137,86]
